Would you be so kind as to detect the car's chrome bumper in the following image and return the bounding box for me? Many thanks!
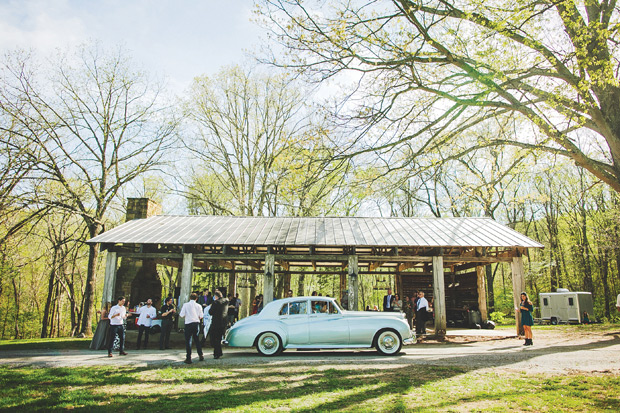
[403,336,416,345]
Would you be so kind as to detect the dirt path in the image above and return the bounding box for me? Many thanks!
[1,329,619,375]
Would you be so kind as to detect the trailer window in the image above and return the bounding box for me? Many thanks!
[568,297,574,306]
[543,298,548,306]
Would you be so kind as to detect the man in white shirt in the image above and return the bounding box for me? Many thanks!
[107,296,129,357]
[415,291,429,335]
[136,298,157,350]
[179,292,204,364]
[616,293,620,312]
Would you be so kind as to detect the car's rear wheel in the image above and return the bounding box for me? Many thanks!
[256,332,282,356]
[375,329,402,356]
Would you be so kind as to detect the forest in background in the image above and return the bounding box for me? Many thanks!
[1,1,620,339]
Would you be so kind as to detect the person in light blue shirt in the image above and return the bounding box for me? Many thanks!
[415,291,428,335]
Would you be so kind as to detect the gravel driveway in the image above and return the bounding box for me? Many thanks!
[1,329,618,375]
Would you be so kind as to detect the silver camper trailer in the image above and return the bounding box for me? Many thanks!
[539,288,595,324]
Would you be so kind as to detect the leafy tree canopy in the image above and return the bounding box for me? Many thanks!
[258,0,620,192]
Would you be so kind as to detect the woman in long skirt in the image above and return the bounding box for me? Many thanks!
[89,303,111,350]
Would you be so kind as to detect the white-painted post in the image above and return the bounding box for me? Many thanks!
[476,265,488,321]
[178,253,193,325]
[347,255,359,311]
[511,255,526,337]
[263,254,275,305]
[101,251,117,308]
[432,255,446,337]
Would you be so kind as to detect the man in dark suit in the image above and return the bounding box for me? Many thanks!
[383,289,394,311]
[208,290,229,359]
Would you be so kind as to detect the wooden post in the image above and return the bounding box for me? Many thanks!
[511,255,526,336]
[476,265,488,321]
[347,255,358,311]
[228,262,236,296]
[178,253,193,326]
[283,271,291,296]
[264,254,275,304]
[340,272,347,301]
[432,255,446,337]
[101,251,117,308]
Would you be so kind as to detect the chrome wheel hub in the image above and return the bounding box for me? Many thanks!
[262,337,276,350]
[381,335,395,349]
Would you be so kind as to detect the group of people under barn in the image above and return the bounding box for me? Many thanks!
[90,286,537,360]
[89,289,241,362]
[380,289,432,336]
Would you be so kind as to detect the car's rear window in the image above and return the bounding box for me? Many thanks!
[311,300,340,314]
[279,300,308,316]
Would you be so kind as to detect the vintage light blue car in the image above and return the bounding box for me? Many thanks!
[226,296,414,356]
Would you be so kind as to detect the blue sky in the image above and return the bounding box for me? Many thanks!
[0,0,265,93]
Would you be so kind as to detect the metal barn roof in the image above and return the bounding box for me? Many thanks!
[88,216,543,249]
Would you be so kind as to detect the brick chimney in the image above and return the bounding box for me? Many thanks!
[113,198,163,313]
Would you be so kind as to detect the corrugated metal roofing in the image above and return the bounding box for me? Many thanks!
[87,216,543,249]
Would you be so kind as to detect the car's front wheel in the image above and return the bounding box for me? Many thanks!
[375,329,402,356]
[256,332,282,356]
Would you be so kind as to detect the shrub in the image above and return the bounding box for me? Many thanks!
[489,311,506,324]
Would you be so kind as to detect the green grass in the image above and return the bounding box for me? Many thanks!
[0,337,91,351]
[0,364,617,412]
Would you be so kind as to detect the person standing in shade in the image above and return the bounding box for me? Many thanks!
[415,291,428,335]
[402,296,414,330]
[616,293,620,312]
[383,289,394,311]
[518,292,534,346]
[107,296,129,357]
[159,297,175,350]
[227,293,238,327]
[179,293,204,364]
[136,298,156,350]
[208,290,229,359]
[234,293,242,323]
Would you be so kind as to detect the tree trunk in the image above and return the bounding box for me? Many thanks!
[41,266,56,338]
[11,277,20,339]
[599,248,611,318]
[297,273,305,296]
[485,265,495,312]
[80,223,103,336]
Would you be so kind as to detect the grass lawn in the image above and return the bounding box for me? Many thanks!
[0,337,91,351]
[0,364,617,412]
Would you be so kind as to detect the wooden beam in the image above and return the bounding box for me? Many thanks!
[101,251,117,308]
[115,251,516,265]
[369,261,383,271]
[117,252,183,259]
[511,256,526,337]
[398,262,422,272]
[228,262,236,295]
[154,258,181,269]
[264,254,275,305]
[217,259,234,270]
[476,266,488,321]
[347,255,358,311]
[433,256,446,337]
[178,253,193,326]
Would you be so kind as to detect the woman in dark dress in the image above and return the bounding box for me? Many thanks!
[89,302,111,350]
[519,292,534,346]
